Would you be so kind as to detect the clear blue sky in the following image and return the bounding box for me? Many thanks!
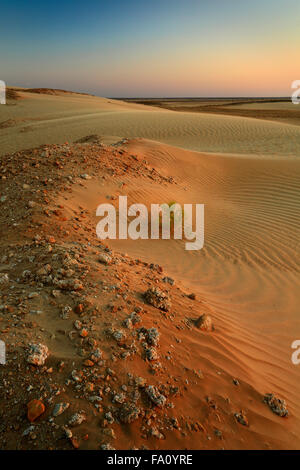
[1,0,299,97]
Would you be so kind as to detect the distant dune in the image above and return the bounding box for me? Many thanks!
[1,89,300,156]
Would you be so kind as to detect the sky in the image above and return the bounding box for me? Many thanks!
[0,0,299,97]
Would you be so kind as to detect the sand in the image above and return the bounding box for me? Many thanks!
[1,90,300,156]
[0,89,299,450]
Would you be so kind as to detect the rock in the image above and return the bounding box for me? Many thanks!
[0,273,9,284]
[187,293,196,300]
[53,402,70,417]
[74,303,84,314]
[150,427,164,439]
[263,393,288,417]
[145,347,159,361]
[195,314,214,332]
[163,276,174,286]
[36,264,52,276]
[61,305,72,319]
[146,327,160,346]
[145,385,166,407]
[135,377,147,388]
[22,425,35,436]
[69,412,86,427]
[27,343,49,366]
[234,411,249,426]
[111,329,126,343]
[63,427,73,439]
[28,292,39,299]
[55,278,83,291]
[102,428,116,439]
[144,287,171,311]
[98,253,112,265]
[80,173,91,180]
[112,393,126,404]
[100,443,115,450]
[27,399,45,422]
[118,403,140,424]
[70,436,80,449]
[105,412,114,424]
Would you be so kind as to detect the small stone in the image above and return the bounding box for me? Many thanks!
[145,347,159,361]
[98,253,112,265]
[263,393,288,417]
[74,304,84,314]
[144,287,171,312]
[28,292,39,299]
[118,403,140,424]
[150,427,164,439]
[145,385,166,407]
[112,393,126,404]
[234,411,249,426]
[69,412,86,427]
[27,399,45,422]
[53,402,70,417]
[187,293,196,300]
[163,277,174,286]
[195,314,214,332]
[27,343,49,366]
[0,273,9,284]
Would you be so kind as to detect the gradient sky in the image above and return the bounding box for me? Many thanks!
[1,0,299,97]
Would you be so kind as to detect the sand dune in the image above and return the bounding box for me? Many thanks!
[1,90,300,157]
[0,90,299,449]
[58,136,300,448]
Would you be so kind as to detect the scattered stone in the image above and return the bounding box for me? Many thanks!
[0,273,9,284]
[118,403,140,424]
[144,287,171,311]
[111,329,126,343]
[163,276,174,286]
[61,305,72,319]
[112,393,126,404]
[27,343,49,366]
[145,385,166,407]
[22,425,35,437]
[27,399,45,422]
[69,412,86,427]
[263,393,289,417]
[53,402,70,417]
[98,253,112,265]
[195,314,214,332]
[28,292,39,299]
[100,443,115,450]
[187,293,196,300]
[145,347,159,361]
[234,411,249,426]
[150,427,164,439]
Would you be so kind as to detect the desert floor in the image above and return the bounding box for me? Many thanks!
[0,89,299,450]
